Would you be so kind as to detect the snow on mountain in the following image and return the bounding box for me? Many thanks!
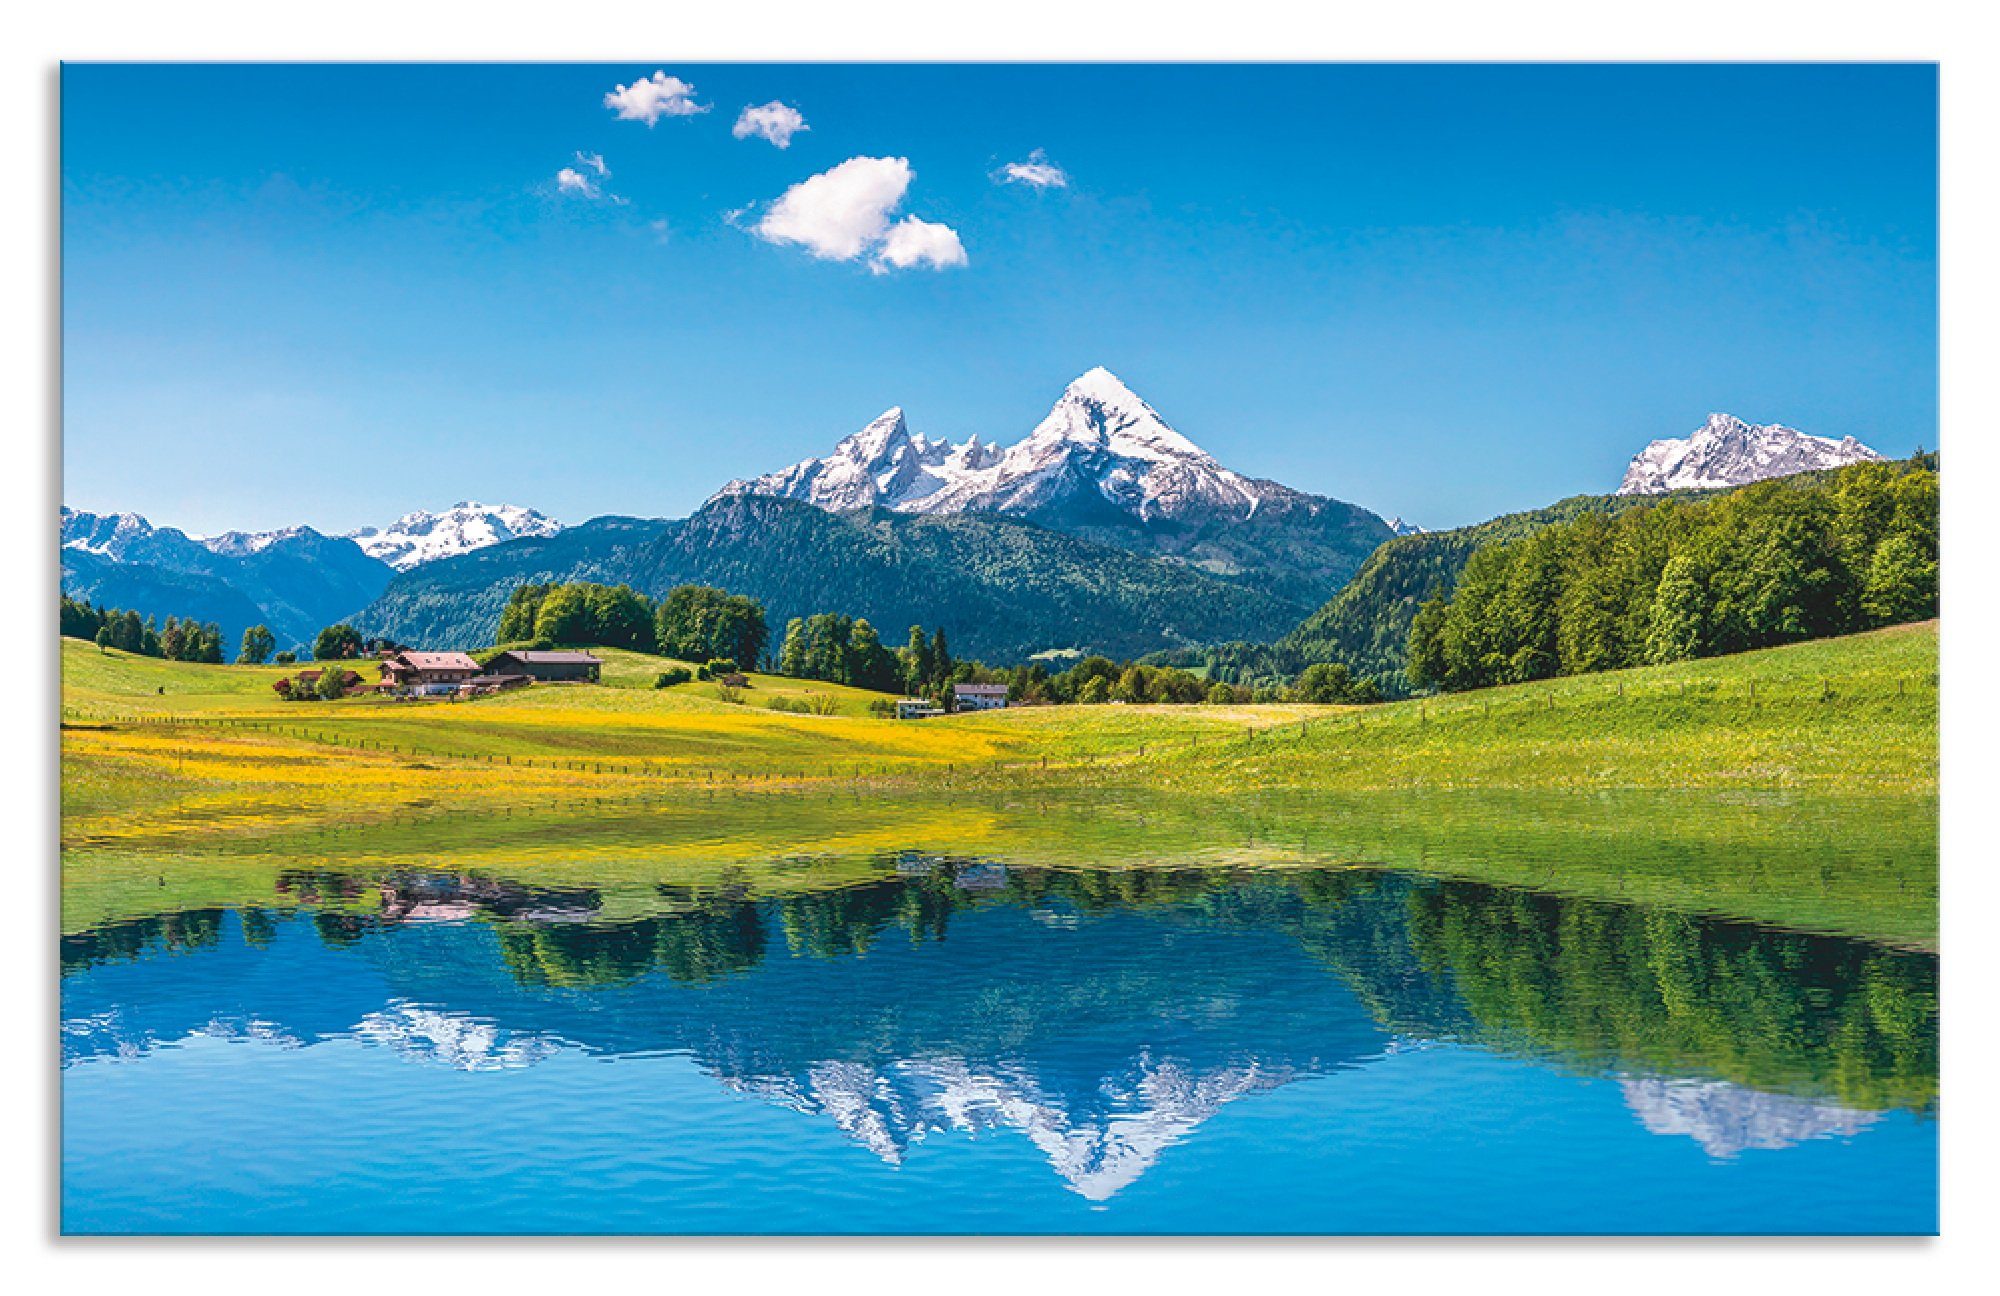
[197,525,316,558]
[713,367,1307,527]
[349,502,563,571]
[1386,516,1425,536]
[1617,413,1884,496]
[713,407,1002,514]
[719,1049,1292,1201]
[59,507,186,561]
[1619,1077,1879,1159]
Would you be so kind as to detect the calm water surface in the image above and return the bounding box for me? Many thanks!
[61,797,1938,1234]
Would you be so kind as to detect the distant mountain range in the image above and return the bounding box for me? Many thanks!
[61,508,393,653]
[1619,413,1882,495]
[59,503,555,653]
[61,381,1908,664]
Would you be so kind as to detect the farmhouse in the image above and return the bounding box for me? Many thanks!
[484,650,603,683]
[380,650,482,690]
[895,698,945,720]
[952,683,1010,712]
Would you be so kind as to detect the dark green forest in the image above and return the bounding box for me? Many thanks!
[1406,458,1937,692]
[1147,493,1676,695]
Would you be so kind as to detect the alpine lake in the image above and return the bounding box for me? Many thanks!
[60,785,1938,1235]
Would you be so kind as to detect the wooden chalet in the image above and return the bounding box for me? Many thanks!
[483,650,603,683]
[380,650,483,691]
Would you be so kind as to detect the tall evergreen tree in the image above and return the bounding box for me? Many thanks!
[904,625,932,692]
[779,617,808,677]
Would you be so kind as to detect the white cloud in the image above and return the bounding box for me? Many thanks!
[555,166,600,198]
[872,216,968,273]
[995,148,1069,189]
[751,155,966,272]
[575,151,609,177]
[733,101,808,148]
[753,156,907,259]
[603,71,707,125]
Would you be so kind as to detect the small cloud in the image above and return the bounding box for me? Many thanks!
[553,154,628,204]
[994,148,1069,190]
[555,166,601,198]
[603,71,708,125]
[733,101,809,149]
[872,216,967,273]
[648,218,671,244]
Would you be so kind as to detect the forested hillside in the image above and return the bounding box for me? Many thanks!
[354,495,1303,662]
[1408,458,1937,691]
[1273,492,1664,690]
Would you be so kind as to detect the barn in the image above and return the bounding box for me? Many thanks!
[484,650,604,683]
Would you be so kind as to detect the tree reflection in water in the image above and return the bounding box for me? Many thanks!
[60,854,1937,1189]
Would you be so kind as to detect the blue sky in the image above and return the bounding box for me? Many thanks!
[61,64,1937,534]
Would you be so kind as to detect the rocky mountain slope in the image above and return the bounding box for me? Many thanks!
[1619,413,1882,495]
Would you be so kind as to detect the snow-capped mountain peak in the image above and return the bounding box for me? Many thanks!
[198,525,315,558]
[59,507,165,558]
[349,502,563,571]
[1024,366,1210,463]
[713,367,1294,527]
[1618,413,1884,495]
[842,406,913,455]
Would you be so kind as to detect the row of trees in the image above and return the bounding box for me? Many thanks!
[1407,459,1939,693]
[61,596,232,663]
[770,611,1385,708]
[1031,656,1377,706]
[64,595,305,664]
[493,582,769,667]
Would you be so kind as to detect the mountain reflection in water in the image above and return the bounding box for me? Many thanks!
[60,859,1938,1227]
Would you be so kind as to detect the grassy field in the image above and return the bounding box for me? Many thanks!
[60,622,1938,946]
[61,621,1937,790]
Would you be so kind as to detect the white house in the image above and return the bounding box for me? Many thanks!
[952,683,1009,712]
[895,697,945,720]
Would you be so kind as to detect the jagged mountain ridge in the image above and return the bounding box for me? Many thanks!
[715,368,1395,607]
[350,502,563,571]
[1619,412,1883,495]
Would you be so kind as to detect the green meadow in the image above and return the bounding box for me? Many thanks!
[61,621,1938,948]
